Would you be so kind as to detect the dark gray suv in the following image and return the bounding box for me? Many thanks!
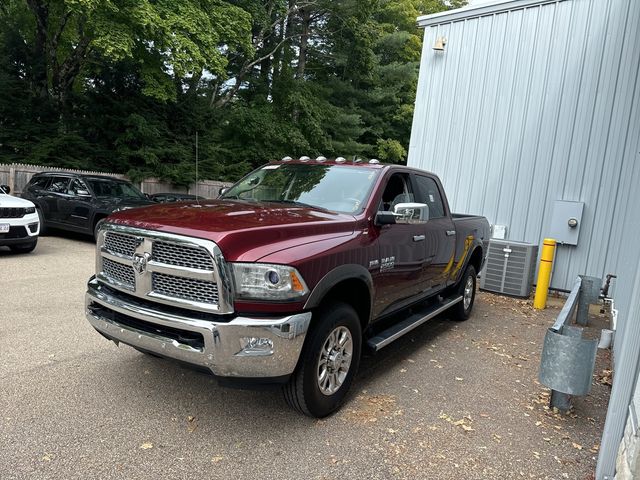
[22,173,154,239]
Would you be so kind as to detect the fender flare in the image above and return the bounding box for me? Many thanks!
[304,264,374,319]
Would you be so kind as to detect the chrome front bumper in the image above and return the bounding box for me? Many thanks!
[85,278,311,378]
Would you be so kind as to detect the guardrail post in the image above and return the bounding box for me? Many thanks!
[539,276,601,413]
[550,390,572,412]
[577,275,601,326]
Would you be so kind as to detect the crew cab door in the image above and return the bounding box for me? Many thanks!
[411,174,456,290]
[372,171,429,318]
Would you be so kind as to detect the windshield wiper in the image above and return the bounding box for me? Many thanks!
[269,199,327,210]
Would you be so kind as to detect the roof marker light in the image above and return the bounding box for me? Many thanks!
[316,156,327,162]
[299,156,310,162]
[335,157,347,163]
[369,159,380,164]
[281,156,292,161]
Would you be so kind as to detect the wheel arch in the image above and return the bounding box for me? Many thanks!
[304,264,374,331]
[468,245,484,275]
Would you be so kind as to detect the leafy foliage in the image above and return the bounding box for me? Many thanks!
[0,0,464,183]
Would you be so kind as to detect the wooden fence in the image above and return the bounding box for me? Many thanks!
[0,163,231,197]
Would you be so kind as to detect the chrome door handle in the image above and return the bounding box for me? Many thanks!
[446,230,456,236]
[413,235,425,242]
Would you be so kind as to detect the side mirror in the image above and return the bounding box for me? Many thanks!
[219,187,228,196]
[393,203,429,225]
[375,211,397,226]
[0,184,10,194]
[76,189,92,197]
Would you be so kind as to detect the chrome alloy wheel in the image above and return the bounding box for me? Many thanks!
[463,275,474,310]
[317,326,353,396]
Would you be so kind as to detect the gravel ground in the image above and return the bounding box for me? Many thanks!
[0,235,611,479]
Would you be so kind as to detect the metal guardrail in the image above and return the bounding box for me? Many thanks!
[539,275,602,411]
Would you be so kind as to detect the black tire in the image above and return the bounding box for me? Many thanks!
[36,208,47,235]
[93,218,105,241]
[450,265,477,321]
[283,302,362,418]
[10,239,37,254]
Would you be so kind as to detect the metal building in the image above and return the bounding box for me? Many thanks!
[408,0,640,478]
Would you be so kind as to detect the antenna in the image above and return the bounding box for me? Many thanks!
[195,131,199,204]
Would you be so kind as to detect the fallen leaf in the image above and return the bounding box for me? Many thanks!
[455,377,463,381]
[140,442,153,450]
[572,443,583,450]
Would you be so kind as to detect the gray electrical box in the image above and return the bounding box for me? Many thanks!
[480,239,539,297]
[549,200,584,246]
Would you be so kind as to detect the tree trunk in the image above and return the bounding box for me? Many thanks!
[25,0,49,98]
[296,8,311,80]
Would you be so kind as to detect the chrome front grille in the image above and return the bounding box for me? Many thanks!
[153,272,219,304]
[153,241,214,270]
[105,231,140,257]
[97,225,232,314]
[102,258,135,289]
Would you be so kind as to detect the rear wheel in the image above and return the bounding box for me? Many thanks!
[10,239,37,254]
[450,265,477,321]
[283,302,361,418]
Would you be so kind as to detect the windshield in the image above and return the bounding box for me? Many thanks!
[222,163,380,214]
[86,179,146,199]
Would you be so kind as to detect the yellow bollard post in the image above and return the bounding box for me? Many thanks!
[534,238,557,310]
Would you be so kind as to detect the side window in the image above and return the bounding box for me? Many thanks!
[46,176,70,194]
[29,177,51,190]
[69,178,89,196]
[413,175,445,218]
[380,173,414,211]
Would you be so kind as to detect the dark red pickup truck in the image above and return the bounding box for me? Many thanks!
[85,158,490,417]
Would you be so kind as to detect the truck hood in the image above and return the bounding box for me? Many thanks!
[108,199,356,261]
[1,194,35,208]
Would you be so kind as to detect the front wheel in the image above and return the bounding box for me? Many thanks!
[450,265,477,321]
[283,303,361,418]
[10,239,37,254]
[37,208,47,235]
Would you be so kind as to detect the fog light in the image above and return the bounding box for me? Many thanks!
[238,337,274,356]
[28,223,38,233]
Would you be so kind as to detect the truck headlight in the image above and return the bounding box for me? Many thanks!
[25,207,35,214]
[231,263,309,300]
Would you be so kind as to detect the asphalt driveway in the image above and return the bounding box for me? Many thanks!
[0,236,610,479]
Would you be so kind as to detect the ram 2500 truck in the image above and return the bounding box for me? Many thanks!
[85,159,490,417]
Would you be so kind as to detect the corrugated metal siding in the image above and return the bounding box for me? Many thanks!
[409,0,640,324]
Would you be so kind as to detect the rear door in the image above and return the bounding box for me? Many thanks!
[60,178,93,230]
[411,174,456,290]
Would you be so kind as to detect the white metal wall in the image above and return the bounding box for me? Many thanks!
[408,0,640,325]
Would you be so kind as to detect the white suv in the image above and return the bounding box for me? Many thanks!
[0,185,40,253]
